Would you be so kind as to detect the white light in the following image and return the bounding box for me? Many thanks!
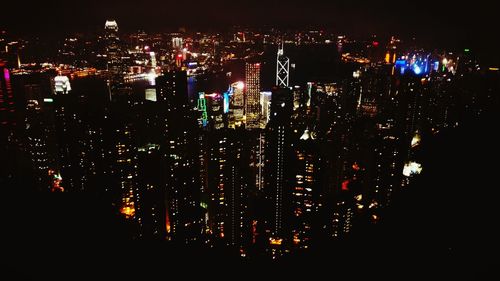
[54,76,71,94]
[145,89,157,102]
[403,161,423,177]
[411,133,421,148]
[236,81,244,90]
[147,71,157,86]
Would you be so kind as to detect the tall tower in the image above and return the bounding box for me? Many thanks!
[23,81,58,191]
[0,65,15,130]
[290,130,319,250]
[0,63,17,187]
[104,20,122,76]
[227,81,245,129]
[265,86,293,258]
[245,62,261,129]
[156,71,203,243]
[266,87,293,235]
[276,43,290,87]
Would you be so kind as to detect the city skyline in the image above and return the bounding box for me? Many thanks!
[2,6,499,279]
[1,1,497,50]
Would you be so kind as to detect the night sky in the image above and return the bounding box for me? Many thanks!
[1,0,498,63]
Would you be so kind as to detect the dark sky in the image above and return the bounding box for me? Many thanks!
[1,0,498,63]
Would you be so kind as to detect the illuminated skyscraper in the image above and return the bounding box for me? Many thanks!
[290,130,319,250]
[104,20,122,77]
[53,78,106,193]
[109,120,137,221]
[245,62,261,129]
[260,91,272,128]
[372,119,401,208]
[135,143,166,238]
[207,133,229,241]
[265,87,293,241]
[23,81,58,191]
[276,43,290,87]
[0,64,15,129]
[206,93,224,130]
[207,130,252,254]
[228,81,245,129]
[0,63,17,186]
[156,71,203,243]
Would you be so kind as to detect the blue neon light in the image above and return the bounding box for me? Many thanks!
[413,64,422,75]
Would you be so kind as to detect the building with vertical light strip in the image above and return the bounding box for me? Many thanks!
[245,62,261,129]
[265,86,293,257]
[156,71,203,243]
[290,130,319,250]
[0,63,17,186]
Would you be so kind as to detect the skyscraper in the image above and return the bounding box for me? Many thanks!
[103,20,122,77]
[53,78,106,194]
[245,62,261,129]
[23,80,58,191]
[156,71,203,243]
[0,63,17,187]
[207,130,251,252]
[265,87,293,244]
[135,143,166,238]
[276,43,290,87]
[0,64,15,129]
[228,81,245,129]
[290,130,320,250]
[260,91,272,128]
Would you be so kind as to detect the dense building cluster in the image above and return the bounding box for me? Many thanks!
[1,22,498,260]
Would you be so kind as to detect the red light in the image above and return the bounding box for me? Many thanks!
[341,180,350,191]
[177,54,183,58]
[372,41,379,47]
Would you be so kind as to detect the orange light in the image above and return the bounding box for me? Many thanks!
[120,195,136,219]
[270,237,282,245]
[120,206,135,218]
[352,162,360,171]
[165,210,171,233]
[293,233,301,245]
